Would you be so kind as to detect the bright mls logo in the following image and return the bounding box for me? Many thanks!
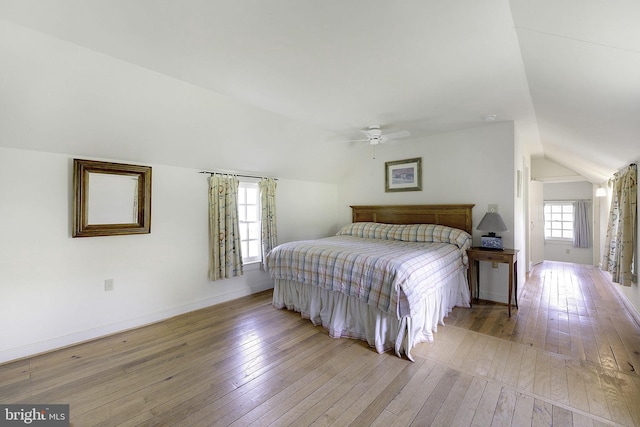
[0,405,69,426]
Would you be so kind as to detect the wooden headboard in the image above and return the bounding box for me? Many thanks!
[351,204,475,235]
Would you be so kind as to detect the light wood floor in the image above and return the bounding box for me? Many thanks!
[2,261,639,426]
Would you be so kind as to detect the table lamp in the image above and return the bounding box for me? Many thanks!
[477,211,508,250]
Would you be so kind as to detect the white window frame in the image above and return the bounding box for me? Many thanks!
[543,201,574,242]
[237,181,262,264]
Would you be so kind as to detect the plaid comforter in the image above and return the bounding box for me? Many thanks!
[267,235,467,319]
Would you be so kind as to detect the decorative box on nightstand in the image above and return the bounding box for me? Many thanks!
[480,235,503,250]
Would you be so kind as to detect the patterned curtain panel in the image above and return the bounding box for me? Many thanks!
[603,164,637,286]
[258,178,278,270]
[573,200,591,248]
[208,175,243,280]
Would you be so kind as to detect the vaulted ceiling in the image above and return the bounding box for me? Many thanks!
[1,0,638,184]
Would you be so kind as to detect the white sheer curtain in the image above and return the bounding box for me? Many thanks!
[573,200,591,248]
[603,164,637,286]
[208,175,243,280]
[258,178,278,269]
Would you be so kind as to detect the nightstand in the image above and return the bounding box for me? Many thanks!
[467,247,519,317]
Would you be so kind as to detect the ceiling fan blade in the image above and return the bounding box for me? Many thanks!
[384,130,410,140]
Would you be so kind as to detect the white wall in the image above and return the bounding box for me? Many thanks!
[542,181,594,265]
[514,124,530,281]
[0,147,340,363]
[338,121,523,304]
[276,178,342,242]
[531,157,583,182]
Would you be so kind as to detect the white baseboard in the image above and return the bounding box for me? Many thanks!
[0,282,274,364]
[609,279,640,329]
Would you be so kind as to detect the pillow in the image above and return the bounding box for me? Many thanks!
[336,222,472,250]
[336,222,396,240]
[400,224,472,251]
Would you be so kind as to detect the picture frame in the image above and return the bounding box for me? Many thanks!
[385,157,422,192]
[73,159,152,237]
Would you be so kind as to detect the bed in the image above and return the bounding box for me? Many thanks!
[267,204,474,360]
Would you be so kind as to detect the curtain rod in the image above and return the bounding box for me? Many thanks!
[616,163,637,172]
[544,199,591,203]
[199,171,278,181]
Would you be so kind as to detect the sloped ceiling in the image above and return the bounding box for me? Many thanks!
[0,0,638,184]
[510,0,640,182]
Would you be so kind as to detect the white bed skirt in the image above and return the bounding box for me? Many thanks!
[272,270,470,361]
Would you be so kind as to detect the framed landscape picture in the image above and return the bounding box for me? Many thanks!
[385,157,422,192]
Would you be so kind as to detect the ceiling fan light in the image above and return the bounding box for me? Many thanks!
[352,125,409,146]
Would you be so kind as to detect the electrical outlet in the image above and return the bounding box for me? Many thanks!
[104,279,114,292]
[565,248,570,254]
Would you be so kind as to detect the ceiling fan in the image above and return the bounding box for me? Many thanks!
[350,125,410,145]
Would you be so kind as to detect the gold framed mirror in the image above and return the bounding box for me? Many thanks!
[73,159,152,237]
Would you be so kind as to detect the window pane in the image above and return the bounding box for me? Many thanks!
[249,222,260,239]
[246,206,258,222]
[248,240,260,257]
[246,187,258,202]
[544,201,576,241]
[238,182,262,263]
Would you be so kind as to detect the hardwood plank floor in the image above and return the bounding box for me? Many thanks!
[1,261,639,426]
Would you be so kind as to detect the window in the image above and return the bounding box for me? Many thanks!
[237,182,261,263]
[543,202,574,241]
